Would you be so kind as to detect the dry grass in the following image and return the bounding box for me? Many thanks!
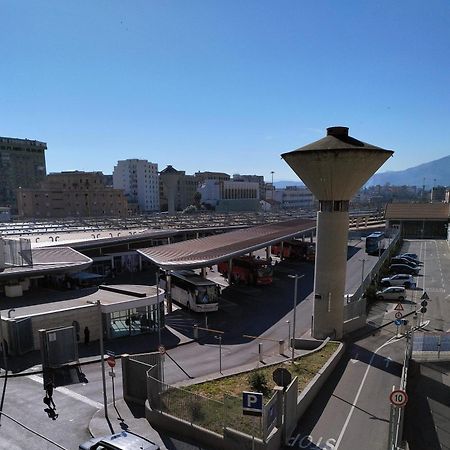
[184,342,339,401]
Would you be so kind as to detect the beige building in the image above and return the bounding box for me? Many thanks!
[17,171,129,218]
[160,168,198,212]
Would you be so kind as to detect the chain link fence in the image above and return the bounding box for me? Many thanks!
[148,374,264,439]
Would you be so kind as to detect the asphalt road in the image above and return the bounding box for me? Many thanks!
[283,239,450,450]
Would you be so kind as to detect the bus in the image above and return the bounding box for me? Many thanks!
[365,231,385,255]
[159,270,220,312]
[271,240,315,262]
[217,256,273,285]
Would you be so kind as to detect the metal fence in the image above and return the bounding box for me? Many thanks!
[147,374,267,439]
[344,229,400,321]
[2,237,33,267]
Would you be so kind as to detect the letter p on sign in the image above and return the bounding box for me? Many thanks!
[243,391,263,416]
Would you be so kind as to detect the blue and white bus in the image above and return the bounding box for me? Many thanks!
[365,231,385,255]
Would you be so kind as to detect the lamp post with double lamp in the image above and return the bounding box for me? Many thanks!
[288,274,304,363]
[87,300,108,422]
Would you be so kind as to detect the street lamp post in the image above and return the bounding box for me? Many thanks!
[288,274,304,363]
[270,171,275,200]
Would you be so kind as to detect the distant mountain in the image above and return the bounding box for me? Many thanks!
[367,155,450,187]
[273,180,304,189]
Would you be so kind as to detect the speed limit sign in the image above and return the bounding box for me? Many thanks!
[389,389,408,407]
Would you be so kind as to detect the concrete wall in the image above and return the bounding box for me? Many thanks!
[295,343,345,419]
[122,352,161,406]
[10,306,100,351]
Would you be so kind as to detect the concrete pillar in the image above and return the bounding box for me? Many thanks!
[280,241,284,261]
[166,272,172,313]
[227,259,233,284]
[312,210,348,340]
[201,267,206,277]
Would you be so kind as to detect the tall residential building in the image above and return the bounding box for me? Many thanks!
[17,171,129,218]
[0,136,47,208]
[113,159,159,212]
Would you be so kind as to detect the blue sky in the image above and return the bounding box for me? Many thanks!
[1,1,449,181]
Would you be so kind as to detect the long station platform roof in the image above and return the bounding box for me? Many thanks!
[138,218,316,270]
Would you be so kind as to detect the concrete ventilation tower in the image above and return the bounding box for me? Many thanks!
[282,126,393,339]
[160,165,180,215]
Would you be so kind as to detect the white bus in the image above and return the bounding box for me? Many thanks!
[159,270,220,312]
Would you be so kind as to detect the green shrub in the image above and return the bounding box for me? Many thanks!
[248,370,270,396]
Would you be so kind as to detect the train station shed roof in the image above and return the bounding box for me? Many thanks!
[137,218,316,270]
[385,203,450,221]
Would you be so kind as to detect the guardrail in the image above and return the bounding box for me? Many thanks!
[344,229,400,323]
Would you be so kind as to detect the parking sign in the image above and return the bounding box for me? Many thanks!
[242,391,263,416]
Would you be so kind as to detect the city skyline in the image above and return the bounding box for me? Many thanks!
[1,1,449,180]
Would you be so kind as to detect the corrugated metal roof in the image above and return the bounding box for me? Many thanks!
[385,203,450,220]
[138,218,316,269]
[0,247,92,280]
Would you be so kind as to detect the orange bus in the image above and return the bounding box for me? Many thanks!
[218,256,273,285]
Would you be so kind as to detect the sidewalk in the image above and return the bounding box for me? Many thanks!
[89,399,170,450]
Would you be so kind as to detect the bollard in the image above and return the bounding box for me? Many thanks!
[279,339,285,355]
[193,325,198,340]
[259,343,263,363]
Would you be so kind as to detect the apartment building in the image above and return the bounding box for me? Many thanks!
[0,136,47,208]
[17,171,129,218]
[113,159,160,212]
[273,186,315,209]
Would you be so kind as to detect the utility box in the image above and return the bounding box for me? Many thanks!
[39,326,78,368]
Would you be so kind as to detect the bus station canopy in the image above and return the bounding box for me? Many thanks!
[137,218,316,270]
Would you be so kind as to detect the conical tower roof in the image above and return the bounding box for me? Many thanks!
[281,127,393,200]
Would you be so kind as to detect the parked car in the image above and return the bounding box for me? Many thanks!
[390,257,418,268]
[389,264,420,275]
[79,432,159,450]
[376,286,406,301]
[399,254,423,265]
[401,252,418,260]
[380,274,416,288]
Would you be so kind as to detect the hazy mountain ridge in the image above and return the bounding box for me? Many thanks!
[367,155,450,187]
[276,155,450,188]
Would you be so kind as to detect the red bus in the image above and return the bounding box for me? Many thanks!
[217,256,273,285]
[272,240,315,262]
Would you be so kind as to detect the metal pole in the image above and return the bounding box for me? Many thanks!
[286,320,290,348]
[156,271,161,346]
[111,366,116,408]
[219,336,222,374]
[97,300,109,422]
[292,277,298,363]
[288,274,304,363]
[361,258,366,286]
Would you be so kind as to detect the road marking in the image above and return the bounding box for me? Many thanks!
[27,374,103,409]
[334,336,397,449]
[385,357,392,368]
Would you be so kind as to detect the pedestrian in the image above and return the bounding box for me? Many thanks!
[45,381,56,410]
[84,326,90,345]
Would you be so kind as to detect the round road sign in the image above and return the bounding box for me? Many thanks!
[106,356,116,368]
[389,389,408,407]
[395,311,403,319]
[158,345,166,355]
